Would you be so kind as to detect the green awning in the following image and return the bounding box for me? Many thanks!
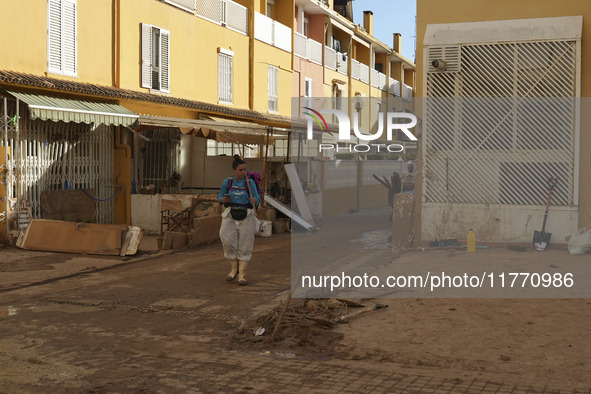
[8,90,139,127]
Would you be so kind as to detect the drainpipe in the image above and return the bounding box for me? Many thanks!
[112,0,121,88]
[249,0,255,110]
[114,126,131,224]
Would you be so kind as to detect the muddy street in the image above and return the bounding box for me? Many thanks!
[0,233,590,392]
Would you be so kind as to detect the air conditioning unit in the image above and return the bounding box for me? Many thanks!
[427,46,461,73]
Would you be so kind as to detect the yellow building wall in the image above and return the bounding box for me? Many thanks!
[252,41,292,116]
[0,0,113,85]
[119,0,250,110]
[416,0,591,229]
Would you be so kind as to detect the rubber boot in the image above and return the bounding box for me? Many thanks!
[226,260,238,282]
[238,260,248,286]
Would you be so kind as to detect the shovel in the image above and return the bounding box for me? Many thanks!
[533,177,557,251]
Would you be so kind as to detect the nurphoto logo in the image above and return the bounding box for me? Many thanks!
[304,106,418,153]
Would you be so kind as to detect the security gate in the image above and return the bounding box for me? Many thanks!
[424,40,578,207]
[1,97,115,225]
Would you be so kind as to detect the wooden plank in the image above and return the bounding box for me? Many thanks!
[17,219,127,255]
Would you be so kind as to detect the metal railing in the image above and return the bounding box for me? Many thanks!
[401,83,413,100]
[324,46,336,69]
[295,32,323,65]
[359,63,369,84]
[389,77,400,96]
[195,0,248,35]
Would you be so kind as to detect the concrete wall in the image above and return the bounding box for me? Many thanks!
[131,193,196,233]
[422,204,579,244]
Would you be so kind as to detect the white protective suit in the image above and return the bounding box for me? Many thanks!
[219,207,256,261]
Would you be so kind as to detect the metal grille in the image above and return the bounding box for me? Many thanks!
[309,39,323,64]
[137,129,181,189]
[164,0,196,12]
[325,46,336,70]
[226,0,248,34]
[218,52,232,103]
[351,59,360,80]
[294,32,307,58]
[323,160,357,189]
[359,63,369,84]
[1,98,114,224]
[425,40,577,206]
[196,0,222,23]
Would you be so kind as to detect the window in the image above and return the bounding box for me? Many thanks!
[268,66,279,113]
[218,49,233,103]
[267,0,274,17]
[303,17,309,37]
[141,24,170,92]
[47,0,77,76]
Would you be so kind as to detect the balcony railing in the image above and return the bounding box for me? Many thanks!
[254,12,292,52]
[389,77,400,97]
[359,63,369,84]
[295,32,322,64]
[195,0,248,35]
[401,83,413,100]
[325,46,336,69]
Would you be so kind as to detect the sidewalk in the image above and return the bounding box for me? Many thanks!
[0,234,165,292]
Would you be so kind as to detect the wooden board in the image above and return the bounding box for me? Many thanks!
[41,189,95,222]
[17,219,127,255]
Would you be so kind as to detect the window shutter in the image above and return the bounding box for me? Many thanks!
[160,29,170,92]
[218,53,232,103]
[62,0,77,75]
[48,0,62,73]
[141,23,153,88]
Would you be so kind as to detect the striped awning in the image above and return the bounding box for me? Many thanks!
[7,90,139,126]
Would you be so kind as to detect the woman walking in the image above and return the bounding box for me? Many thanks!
[218,156,260,285]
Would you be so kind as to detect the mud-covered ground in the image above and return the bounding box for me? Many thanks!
[0,228,590,392]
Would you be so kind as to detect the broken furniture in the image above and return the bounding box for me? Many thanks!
[16,219,142,256]
[160,198,191,235]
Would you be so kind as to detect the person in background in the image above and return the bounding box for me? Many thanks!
[218,156,260,285]
[405,161,415,184]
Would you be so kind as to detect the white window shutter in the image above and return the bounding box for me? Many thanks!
[48,0,62,73]
[160,29,170,92]
[141,23,153,89]
[62,0,77,75]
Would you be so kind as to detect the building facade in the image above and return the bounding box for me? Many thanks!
[0,0,415,235]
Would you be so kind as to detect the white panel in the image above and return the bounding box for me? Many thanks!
[47,0,62,72]
[62,0,76,75]
[160,29,170,92]
[325,46,336,70]
[226,0,248,34]
[164,0,196,12]
[294,31,307,58]
[196,0,222,23]
[308,39,323,64]
[255,12,273,45]
[274,20,292,52]
[141,24,152,88]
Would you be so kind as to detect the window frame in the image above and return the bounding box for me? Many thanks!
[268,65,279,113]
[141,23,170,93]
[47,0,77,77]
[218,48,234,104]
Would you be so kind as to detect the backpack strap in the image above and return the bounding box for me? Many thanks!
[227,176,233,191]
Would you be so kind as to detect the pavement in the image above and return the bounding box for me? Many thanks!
[0,228,590,393]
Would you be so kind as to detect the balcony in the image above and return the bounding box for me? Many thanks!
[401,83,413,101]
[389,77,400,97]
[371,69,388,91]
[195,0,248,35]
[294,32,323,65]
[324,46,348,75]
[350,59,369,84]
[254,12,292,52]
